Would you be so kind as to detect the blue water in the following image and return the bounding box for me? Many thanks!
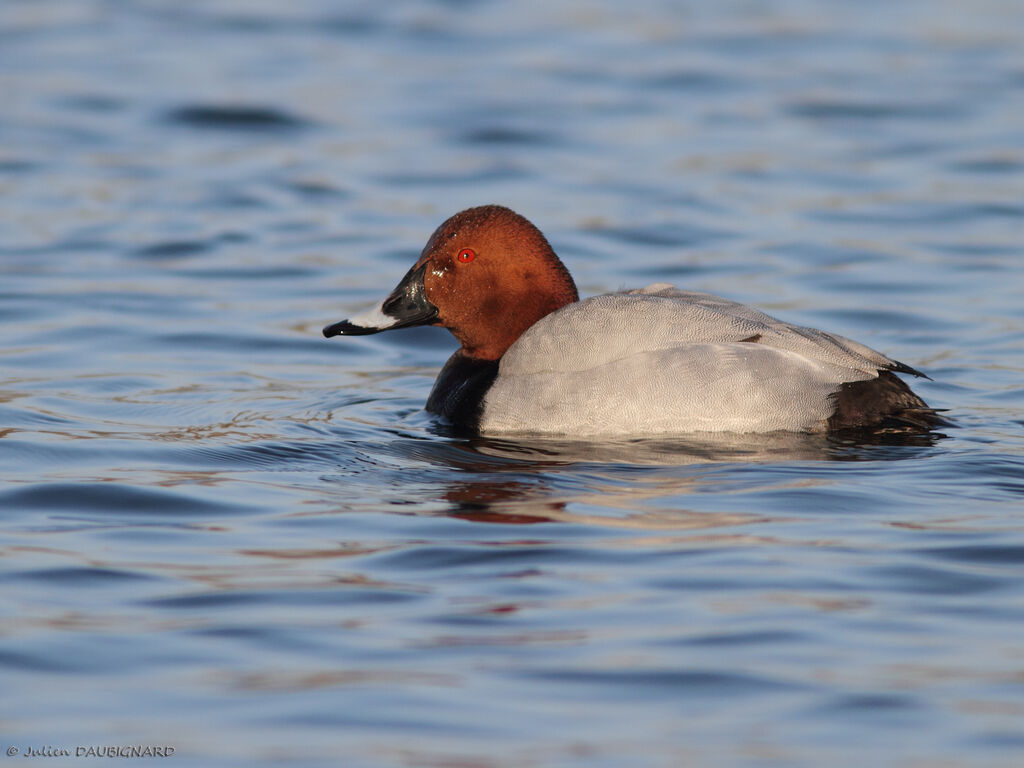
[3,1,1024,766]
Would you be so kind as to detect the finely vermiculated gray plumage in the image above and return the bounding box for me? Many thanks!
[480,285,927,435]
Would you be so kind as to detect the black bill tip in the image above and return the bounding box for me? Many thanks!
[322,320,386,337]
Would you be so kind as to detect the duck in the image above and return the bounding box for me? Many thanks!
[324,205,942,435]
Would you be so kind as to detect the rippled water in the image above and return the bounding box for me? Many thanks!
[3,1,1024,766]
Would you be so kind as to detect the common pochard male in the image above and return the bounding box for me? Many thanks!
[324,205,942,435]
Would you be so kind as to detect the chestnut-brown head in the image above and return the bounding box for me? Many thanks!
[324,206,578,360]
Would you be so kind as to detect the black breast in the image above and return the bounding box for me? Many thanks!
[425,352,500,433]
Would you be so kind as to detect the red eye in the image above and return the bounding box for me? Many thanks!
[457,248,476,263]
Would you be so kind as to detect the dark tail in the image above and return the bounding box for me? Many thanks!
[828,370,949,432]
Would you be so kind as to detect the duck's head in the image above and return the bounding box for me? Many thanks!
[324,205,578,360]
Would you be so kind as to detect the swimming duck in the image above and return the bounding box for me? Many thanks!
[324,205,941,435]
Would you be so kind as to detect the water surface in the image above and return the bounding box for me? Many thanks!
[3,1,1024,766]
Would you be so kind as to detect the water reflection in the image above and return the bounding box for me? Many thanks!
[439,473,779,532]
[460,427,947,467]
[467,431,837,466]
[373,433,803,530]
[356,427,950,530]
[440,479,566,525]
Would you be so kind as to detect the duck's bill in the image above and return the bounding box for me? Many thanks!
[323,262,438,337]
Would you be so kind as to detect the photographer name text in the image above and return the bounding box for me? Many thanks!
[7,746,175,759]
